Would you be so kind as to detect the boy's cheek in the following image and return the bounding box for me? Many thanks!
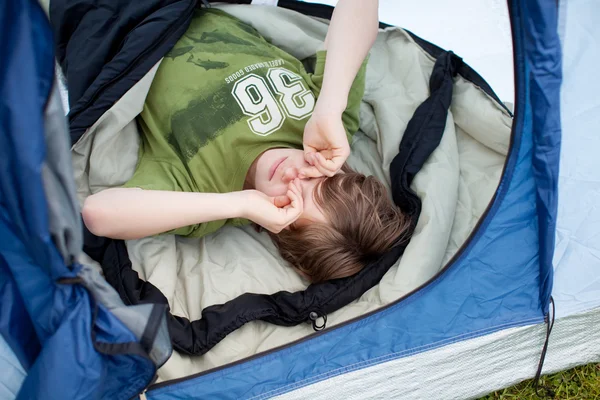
[258,182,286,198]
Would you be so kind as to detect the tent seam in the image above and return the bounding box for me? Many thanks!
[245,317,543,400]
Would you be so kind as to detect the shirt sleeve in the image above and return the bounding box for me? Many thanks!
[309,50,368,141]
[122,157,201,237]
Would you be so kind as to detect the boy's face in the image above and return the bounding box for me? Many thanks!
[252,148,328,226]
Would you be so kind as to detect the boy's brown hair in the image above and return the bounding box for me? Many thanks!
[269,166,411,283]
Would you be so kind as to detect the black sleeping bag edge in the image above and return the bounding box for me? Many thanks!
[50,0,199,145]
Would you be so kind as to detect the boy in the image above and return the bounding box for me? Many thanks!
[82,0,409,282]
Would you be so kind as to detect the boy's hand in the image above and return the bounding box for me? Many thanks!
[300,110,350,178]
[240,179,304,233]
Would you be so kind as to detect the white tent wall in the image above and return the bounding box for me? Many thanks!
[303,0,515,104]
[553,0,600,318]
[0,335,26,400]
[275,308,600,400]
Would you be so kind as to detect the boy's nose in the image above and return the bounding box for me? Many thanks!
[282,167,298,183]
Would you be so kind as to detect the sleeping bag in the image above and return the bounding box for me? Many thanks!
[53,0,512,381]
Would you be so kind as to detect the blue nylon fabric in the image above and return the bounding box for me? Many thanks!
[0,255,39,370]
[16,300,155,400]
[524,0,561,314]
[1,1,157,399]
[0,0,63,367]
[92,304,158,400]
[146,0,560,398]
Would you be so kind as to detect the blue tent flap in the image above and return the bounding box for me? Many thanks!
[1,1,161,399]
[523,0,561,312]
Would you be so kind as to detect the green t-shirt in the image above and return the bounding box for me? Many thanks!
[124,8,367,237]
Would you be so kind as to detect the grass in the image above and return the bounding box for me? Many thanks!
[478,363,600,399]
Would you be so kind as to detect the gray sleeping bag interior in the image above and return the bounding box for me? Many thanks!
[71,4,512,381]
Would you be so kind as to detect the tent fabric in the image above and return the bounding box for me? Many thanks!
[4,0,599,399]
[552,0,600,318]
[272,306,600,400]
[0,334,26,400]
[76,258,173,367]
[1,1,172,399]
[523,0,562,314]
[40,64,82,265]
[361,0,514,104]
[1,0,84,379]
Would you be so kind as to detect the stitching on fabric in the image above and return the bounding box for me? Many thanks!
[245,317,542,400]
[152,299,540,396]
[385,26,510,117]
[248,317,542,399]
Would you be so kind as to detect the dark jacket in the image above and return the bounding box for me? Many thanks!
[51,0,198,144]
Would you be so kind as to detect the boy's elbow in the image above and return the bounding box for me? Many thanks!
[82,195,111,237]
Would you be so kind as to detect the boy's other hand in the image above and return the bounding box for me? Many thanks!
[241,179,304,233]
[300,110,350,178]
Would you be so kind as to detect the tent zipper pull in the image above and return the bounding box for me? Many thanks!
[309,311,327,331]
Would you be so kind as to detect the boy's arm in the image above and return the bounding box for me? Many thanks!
[82,184,303,240]
[318,0,379,114]
[301,0,378,178]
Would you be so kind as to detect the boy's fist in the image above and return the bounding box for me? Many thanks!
[300,110,350,178]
